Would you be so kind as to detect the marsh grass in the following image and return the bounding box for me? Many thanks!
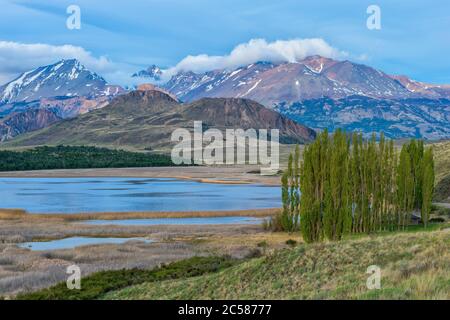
[14,256,237,300]
[0,208,278,222]
[0,241,198,297]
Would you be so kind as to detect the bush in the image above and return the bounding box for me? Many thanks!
[15,256,236,300]
[263,214,284,232]
[257,241,268,248]
[285,239,297,247]
[245,248,262,259]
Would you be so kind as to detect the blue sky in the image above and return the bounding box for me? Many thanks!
[1,0,449,85]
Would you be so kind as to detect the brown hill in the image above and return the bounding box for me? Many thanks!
[3,90,315,151]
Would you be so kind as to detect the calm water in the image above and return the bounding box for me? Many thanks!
[0,177,280,214]
[82,216,262,226]
[19,237,153,251]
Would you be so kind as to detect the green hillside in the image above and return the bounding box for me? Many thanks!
[433,141,450,203]
[104,228,449,300]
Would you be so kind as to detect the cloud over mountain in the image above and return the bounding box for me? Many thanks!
[164,38,347,79]
[0,41,118,84]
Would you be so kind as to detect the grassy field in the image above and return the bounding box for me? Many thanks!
[433,140,450,183]
[104,228,449,300]
[433,140,450,202]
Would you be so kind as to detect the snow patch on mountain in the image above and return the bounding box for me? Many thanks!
[0,59,120,105]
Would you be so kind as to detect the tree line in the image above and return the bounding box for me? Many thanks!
[274,130,435,243]
[0,145,177,171]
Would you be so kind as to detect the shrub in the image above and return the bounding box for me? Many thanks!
[285,239,297,247]
[15,256,237,300]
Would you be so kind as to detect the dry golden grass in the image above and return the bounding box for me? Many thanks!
[105,229,450,300]
[432,140,450,183]
[0,209,27,220]
[0,208,279,222]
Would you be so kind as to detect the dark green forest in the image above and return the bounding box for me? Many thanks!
[0,146,176,171]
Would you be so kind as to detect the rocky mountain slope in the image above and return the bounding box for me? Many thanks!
[155,55,450,139]
[4,89,315,150]
[132,65,163,81]
[275,96,450,140]
[0,108,62,142]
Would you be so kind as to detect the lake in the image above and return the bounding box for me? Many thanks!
[0,177,280,213]
[82,216,263,226]
[19,237,153,251]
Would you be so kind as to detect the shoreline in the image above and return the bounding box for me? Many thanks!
[0,166,282,186]
[0,166,281,221]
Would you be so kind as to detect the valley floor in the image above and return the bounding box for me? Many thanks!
[1,161,449,299]
[0,208,292,297]
[1,207,448,299]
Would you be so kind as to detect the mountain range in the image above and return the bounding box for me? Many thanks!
[159,56,450,139]
[0,59,124,141]
[4,88,315,150]
[132,65,163,81]
[163,56,450,103]
[0,55,449,144]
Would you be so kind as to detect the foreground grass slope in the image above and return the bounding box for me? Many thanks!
[15,256,237,300]
[106,229,449,300]
[433,140,450,202]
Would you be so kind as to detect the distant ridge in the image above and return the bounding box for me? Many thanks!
[4,89,315,150]
[146,55,450,139]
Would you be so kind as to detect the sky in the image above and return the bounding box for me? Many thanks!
[0,0,449,86]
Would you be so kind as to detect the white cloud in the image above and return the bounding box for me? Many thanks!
[0,38,352,86]
[164,38,348,79]
[0,41,118,85]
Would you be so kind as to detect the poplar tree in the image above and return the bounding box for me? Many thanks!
[292,145,301,230]
[386,139,397,230]
[284,153,295,231]
[287,131,433,241]
[279,146,301,232]
[323,130,351,240]
[421,147,434,227]
[397,146,414,229]
[350,133,363,233]
[300,130,328,243]
[280,170,290,231]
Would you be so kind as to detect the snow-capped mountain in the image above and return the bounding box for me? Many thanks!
[0,59,122,105]
[132,65,163,81]
[161,56,437,104]
[155,55,450,139]
[390,75,450,99]
[0,59,125,141]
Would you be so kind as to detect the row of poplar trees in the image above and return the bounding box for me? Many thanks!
[280,129,435,243]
